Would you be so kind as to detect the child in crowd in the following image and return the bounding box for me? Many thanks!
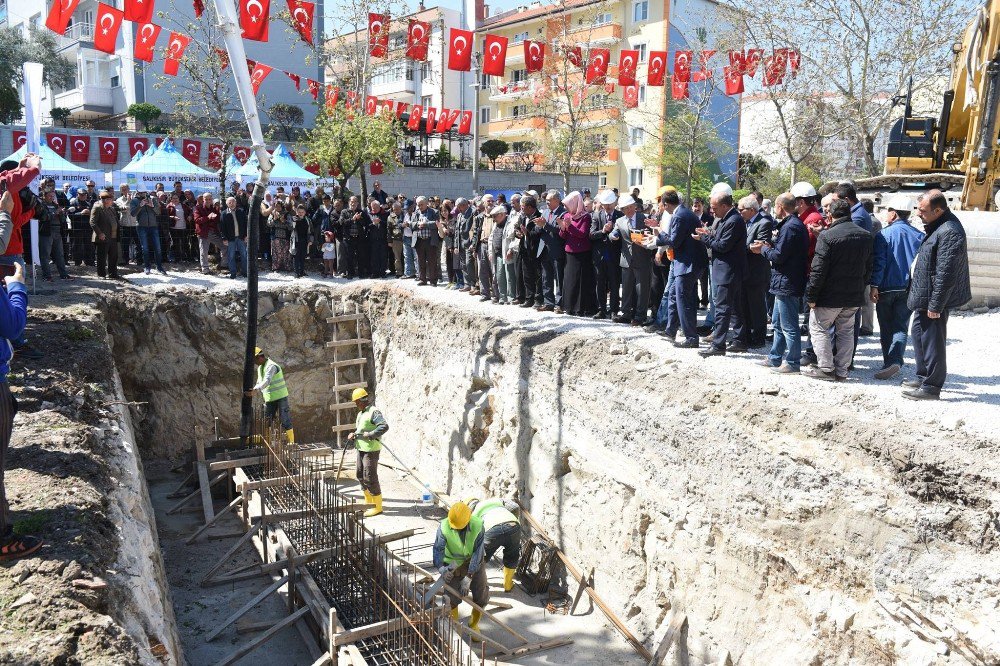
[322,231,336,278]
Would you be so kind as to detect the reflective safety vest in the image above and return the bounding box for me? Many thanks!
[472,499,518,531]
[355,407,382,452]
[258,360,288,403]
[440,515,484,566]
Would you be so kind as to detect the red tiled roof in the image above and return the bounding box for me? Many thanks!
[480,0,602,30]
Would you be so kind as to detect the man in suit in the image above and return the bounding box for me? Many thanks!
[609,194,653,325]
[590,189,623,319]
[453,198,474,291]
[220,196,249,279]
[535,191,566,313]
[654,191,707,346]
[519,195,544,308]
[733,196,773,350]
[694,192,746,356]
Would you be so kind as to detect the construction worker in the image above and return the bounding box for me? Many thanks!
[467,498,521,592]
[244,347,294,444]
[346,388,387,517]
[432,501,488,639]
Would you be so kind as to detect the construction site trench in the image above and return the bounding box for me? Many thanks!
[9,280,996,665]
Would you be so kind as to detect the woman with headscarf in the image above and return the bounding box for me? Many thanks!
[558,191,596,316]
[268,200,293,271]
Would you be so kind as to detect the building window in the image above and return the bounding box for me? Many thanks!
[111,75,120,87]
[512,31,529,44]
[480,107,491,124]
[629,168,644,187]
[586,133,608,150]
[512,141,533,152]
[421,62,431,80]
[630,127,644,147]
[512,104,528,118]
[599,173,608,187]
[639,85,646,103]
[511,68,528,83]
[391,34,406,49]
[371,60,414,86]
[591,12,613,26]
[584,94,611,110]
[635,43,647,62]
[632,0,648,21]
[481,73,492,88]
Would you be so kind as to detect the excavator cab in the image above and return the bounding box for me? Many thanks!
[884,116,936,174]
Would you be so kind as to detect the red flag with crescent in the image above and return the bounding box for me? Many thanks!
[407,105,423,131]
[287,0,314,45]
[728,50,746,76]
[525,41,545,73]
[673,50,692,83]
[98,137,119,164]
[249,62,273,95]
[45,0,81,35]
[618,49,639,86]
[285,71,301,90]
[482,34,508,77]
[93,3,124,54]
[124,0,154,23]
[47,133,67,157]
[566,45,583,68]
[448,28,474,71]
[724,66,744,95]
[240,0,269,42]
[395,102,409,119]
[182,139,201,164]
[369,13,389,57]
[671,76,689,100]
[623,85,639,108]
[307,79,320,100]
[425,108,437,134]
[133,22,161,62]
[458,110,473,135]
[647,50,667,86]
[407,19,431,61]
[745,49,764,77]
[207,143,224,169]
[233,146,252,163]
[163,32,191,76]
[69,136,91,162]
[127,137,148,156]
[585,48,610,85]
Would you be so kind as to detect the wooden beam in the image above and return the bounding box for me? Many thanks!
[331,381,368,392]
[329,358,367,368]
[332,609,439,646]
[648,611,687,666]
[213,606,309,666]
[208,455,266,472]
[166,471,226,515]
[492,637,574,661]
[325,338,371,348]
[206,574,290,642]
[326,313,363,324]
[186,495,242,544]
[197,461,216,523]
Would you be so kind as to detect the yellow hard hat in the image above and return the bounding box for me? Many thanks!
[657,185,677,196]
[448,501,472,530]
[254,347,263,356]
[352,388,369,401]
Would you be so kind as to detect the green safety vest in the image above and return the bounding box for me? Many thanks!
[355,407,382,452]
[472,499,518,531]
[440,515,484,566]
[258,360,288,403]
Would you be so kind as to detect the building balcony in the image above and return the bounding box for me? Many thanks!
[486,116,545,138]
[53,85,114,116]
[370,78,416,96]
[569,22,622,46]
[488,81,533,102]
[56,22,95,50]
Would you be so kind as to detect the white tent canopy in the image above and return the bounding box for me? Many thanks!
[233,144,325,190]
[113,138,219,192]
[3,140,104,186]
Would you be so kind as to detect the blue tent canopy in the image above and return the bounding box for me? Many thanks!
[114,138,218,191]
[3,140,104,185]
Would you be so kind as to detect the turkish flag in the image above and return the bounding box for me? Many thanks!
[154,137,164,147]
[618,49,639,86]
[193,0,204,17]
[407,105,423,130]
[435,108,450,132]
[240,0,269,41]
[483,34,508,77]
[763,52,786,86]
[304,161,319,175]
[69,136,90,162]
[623,85,639,108]
[440,109,460,132]
[728,50,746,76]
[307,79,320,100]
[98,137,119,164]
[133,23,161,62]
[458,110,473,135]
[788,49,800,75]
[524,41,545,73]
[215,48,229,70]
[407,19,431,61]
[124,0,153,23]
[585,48,609,85]
[47,133,67,156]
[326,85,340,109]
[723,66,744,95]
[395,102,409,119]
[773,48,789,82]
[207,143,224,169]
[365,96,378,115]
[745,49,764,77]
[671,77,688,100]
[45,0,81,35]
[673,50,692,83]
[448,28,474,71]
[369,13,389,58]
[12,132,26,150]
[233,146,251,163]
[370,161,384,175]
[128,137,148,156]
[425,108,437,134]
[164,32,192,76]
[287,0,314,45]
[647,51,667,86]
[249,62,273,95]
[182,139,201,164]
[566,46,583,68]
[345,91,358,108]
[94,3,124,54]
[284,71,300,90]
[379,100,395,115]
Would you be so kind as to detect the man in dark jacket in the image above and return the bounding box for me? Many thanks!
[655,191,707,346]
[590,190,623,319]
[519,195,544,307]
[339,196,367,278]
[695,192,746,355]
[903,190,971,400]
[536,191,566,312]
[130,191,164,275]
[803,199,873,381]
[733,196,773,350]
[609,194,652,324]
[755,193,809,372]
[90,191,121,279]
[220,196,249,279]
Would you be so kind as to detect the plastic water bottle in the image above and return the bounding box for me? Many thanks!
[422,484,433,506]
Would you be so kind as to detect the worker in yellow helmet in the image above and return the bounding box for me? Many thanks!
[346,387,388,517]
[433,501,488,640]
[466,497,520,593]
[244,347,294,444]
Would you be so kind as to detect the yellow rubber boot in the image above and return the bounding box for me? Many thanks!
[285,428,295,444]
[503,567,516,592]
[364,494,383,517]
[363,490,373,505]
[450,607,459,621]
[469,609,483,642]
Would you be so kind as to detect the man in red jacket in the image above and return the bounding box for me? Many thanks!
[193,193,224,274]
[0,154,42,259]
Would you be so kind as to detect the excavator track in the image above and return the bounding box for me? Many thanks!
[844,173,967,193]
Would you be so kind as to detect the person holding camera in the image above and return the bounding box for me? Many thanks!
[116,184,139,267]
[40,190,72,281]
[130,190,165,275]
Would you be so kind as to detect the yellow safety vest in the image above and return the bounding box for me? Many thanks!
[355,406,382,452]
[258,360,288,403]
[440,516,484,566]
[472,499,518,531]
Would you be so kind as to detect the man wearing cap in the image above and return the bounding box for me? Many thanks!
[591,189,623,319]
[433,500,488,638]
[90,191,121,280]
[347,387,388,517]
[609,194,653,325]
[791,182,825,366]
[413,196,440,285]
[869,195,923,380]
[245,347,295,443]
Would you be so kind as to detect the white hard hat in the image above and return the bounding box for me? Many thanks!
[596,189,617,205]
[618,194,636,208]
[489,205,506,216]
[710,182,733,198]
[791,181,817,198]
[884,194,914,212]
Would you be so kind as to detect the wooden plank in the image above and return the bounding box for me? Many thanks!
[214,606,309,666]
[166,471,195,498]
[332,611,436,646]
[331,423,359,432]
[325,339,371,348]
[571,567,595,615]
[326,313,363,323]
[186,495,242,544]
[331,381,368,392]
[648,611,688,666]
[329,359,366,369]
[208,455,266,472]
[200,521,261,585]
[492,638,574,661]
[235,618,281,635]
[206,574,289,641]
[166,471,226,515]
[236,472,335,492]
[329,401,360,410]
[197,461,215,523]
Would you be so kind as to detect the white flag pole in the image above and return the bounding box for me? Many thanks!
[23,63,44,293]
